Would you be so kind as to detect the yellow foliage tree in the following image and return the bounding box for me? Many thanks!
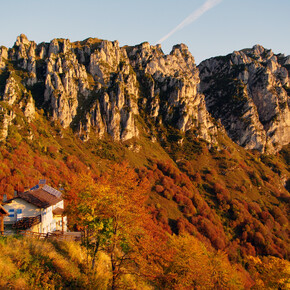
[163,234,243,289]
[245,255,290,289]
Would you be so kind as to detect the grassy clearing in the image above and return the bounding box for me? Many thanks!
[0,236,153,289]
[0,236,102,289]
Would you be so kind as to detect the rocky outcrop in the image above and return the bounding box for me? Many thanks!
[12,34,37,85]
[0,46,8,70]
[0,36,289,152]
[80,40,139,141]
[199,45,290,153]
[3,73,21,105]
[1,35,216,144]
[0,109,15,141]
[43,44,87,128]
[32,36,139,141]
[127,42,217,143]
[1,71,36,123]
[23,95,35,122]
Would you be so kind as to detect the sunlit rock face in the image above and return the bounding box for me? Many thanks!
[126,42,217,144]
[199,45,290,153]
[1,35,289,152]
[1,35,218,144]
[8,35,140,141]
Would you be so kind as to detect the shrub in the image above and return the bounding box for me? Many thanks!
[154,184,164,193]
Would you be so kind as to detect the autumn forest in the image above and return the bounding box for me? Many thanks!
[0,34,289,289]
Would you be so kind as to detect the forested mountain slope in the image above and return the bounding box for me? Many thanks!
[0,34,289,288]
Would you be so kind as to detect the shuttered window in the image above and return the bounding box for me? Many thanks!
[8,209,14,217]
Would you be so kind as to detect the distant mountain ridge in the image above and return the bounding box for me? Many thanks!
[1,34,288,152]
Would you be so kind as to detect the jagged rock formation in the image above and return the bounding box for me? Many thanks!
[12,34,37,86]
[127,42,217,143]
[0,34,217,144]
[199,45,290,153]
[0,46,8,70]
[0,36,289,152]
[0,69,35,140]
[0,110,15,141]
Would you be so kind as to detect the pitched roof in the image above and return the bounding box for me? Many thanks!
[52,207,65,215]
[15,185,63,209]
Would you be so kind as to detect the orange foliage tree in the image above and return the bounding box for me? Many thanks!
[66,162,170,289]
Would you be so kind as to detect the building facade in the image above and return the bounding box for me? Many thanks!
[3,183,67,234]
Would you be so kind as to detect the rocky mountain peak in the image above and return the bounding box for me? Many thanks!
[48,38,71,56]
[170,43,190,57]
[11,34,37,86]
[15,34,31,46]
[0,36,289,154]
[14,34,36,59]
[252,44,266,56]
[199,45,290,153]
[0,46,8,59]
[125,42,217,144]
[0,35,218,146]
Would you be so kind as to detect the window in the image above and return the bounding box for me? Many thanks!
[16,209,23,221]
[8,209,14,218]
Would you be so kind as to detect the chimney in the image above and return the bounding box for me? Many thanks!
[39,179,46,188]
[14,191,18,198]
[2,194,7,203]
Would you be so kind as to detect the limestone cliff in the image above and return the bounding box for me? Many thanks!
[0,46,8,70]
[199,45,290,153]
[0,35,217,145]
[0,36,289,153]
[127,42,217,143]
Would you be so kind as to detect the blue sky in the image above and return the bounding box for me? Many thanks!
[1,0,289,64]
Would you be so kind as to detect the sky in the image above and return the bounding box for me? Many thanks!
[1,0,290,64]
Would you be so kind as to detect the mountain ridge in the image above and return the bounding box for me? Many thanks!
[0,34,289,154]
[0,35,289,288]
[0,35,290,261]
[199,44,290,154]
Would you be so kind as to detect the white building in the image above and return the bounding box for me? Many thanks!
[3,183,67,234]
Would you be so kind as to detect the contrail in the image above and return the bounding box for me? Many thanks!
[157,0,222,44]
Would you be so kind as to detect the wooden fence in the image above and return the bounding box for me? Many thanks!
[17,230,82,242]
[19,230,47,239]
